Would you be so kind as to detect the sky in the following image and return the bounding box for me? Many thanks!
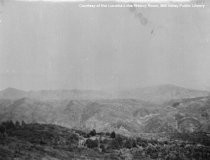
[0,0,210,91]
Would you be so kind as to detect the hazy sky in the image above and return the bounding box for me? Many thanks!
[0,1,210,90]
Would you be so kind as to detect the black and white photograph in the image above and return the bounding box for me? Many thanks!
[0,0,210,159]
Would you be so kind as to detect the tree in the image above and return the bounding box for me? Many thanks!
[0,125,6,136]
[7,120,15,129]
[21,120,26,127]
[15,121,20,128]
[89,129,96,137]
[110,131,116,138]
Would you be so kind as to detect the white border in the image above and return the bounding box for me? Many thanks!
[16,0,193,3]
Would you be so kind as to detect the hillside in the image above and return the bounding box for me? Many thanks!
[0,122,210,160]
[0,98,154,134]
[0,95,210,136]
[0,88,27,100]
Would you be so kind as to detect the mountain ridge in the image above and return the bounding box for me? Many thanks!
[0,84,209,103]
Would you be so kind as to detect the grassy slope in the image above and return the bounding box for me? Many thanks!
[0,123,210,160]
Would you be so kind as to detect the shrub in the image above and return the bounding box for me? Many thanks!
[100,144,106,152]
[85,139,98,148]
[124,139,133,149]
[105,132,110,136]
[111,138,121,149]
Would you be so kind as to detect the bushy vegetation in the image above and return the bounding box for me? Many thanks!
[88,129,96,137]
[0,121,210,160]
[85,139,99,148]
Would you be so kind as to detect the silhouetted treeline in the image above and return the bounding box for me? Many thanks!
[0,120,27,136]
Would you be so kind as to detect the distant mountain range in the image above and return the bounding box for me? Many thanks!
[117,84,209,103]
[0,84,209,103]
[0,84,209,135]
[0,87,111,100]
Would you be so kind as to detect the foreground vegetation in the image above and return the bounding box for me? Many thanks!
[0,121,210,160]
